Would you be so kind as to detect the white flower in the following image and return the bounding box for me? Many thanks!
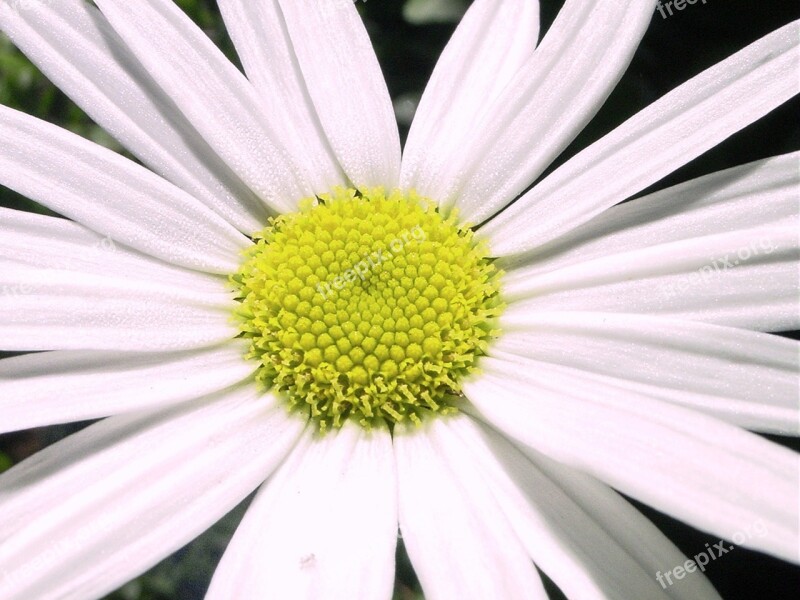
[0,1,798,599]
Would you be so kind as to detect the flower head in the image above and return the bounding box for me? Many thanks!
[232,187,503,430]
[0,0,797,599]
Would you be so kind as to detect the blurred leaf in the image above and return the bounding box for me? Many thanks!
[0,451,11,473]
[403,0,468,24]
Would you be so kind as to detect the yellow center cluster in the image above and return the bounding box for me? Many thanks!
[231,188,504,431]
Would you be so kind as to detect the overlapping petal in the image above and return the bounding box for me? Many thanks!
[484,21,800,252]
[503,225,799,331]
[493,311,800,434]
[92,0,320,212]
[0,106,250,274]
[0,207,227,292]
[0,0,268,233]
[434,415,722,599]
[464,358,800,563]
[401,0,539,200]
[0,341,256,434]
[429,0,656,220]
[216,0,345,195]
[0,266,236,352]
[0,386,304,600]
[498,152,799,273]
[395,421,547,600]
[276,0,401,189]
[207,422,396,599]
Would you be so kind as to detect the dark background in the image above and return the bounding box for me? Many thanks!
[1,0,798,598]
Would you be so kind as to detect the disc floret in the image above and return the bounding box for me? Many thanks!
[231,188,503,431]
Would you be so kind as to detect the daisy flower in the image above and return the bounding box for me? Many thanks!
[0,0,798,598]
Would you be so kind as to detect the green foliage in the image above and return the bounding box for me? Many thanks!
[0,451,12,473]
[403,0,468,24]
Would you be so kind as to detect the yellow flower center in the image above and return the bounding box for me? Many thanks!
[231,188,504,431]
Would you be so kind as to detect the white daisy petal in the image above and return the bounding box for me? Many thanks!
[464,359,800,563]
[0,0,268,233]
[0,341,256,434]
[499,152,799,273]
[400,0,539,198]
[0,207,229,294]
[0,106,250,274]
[207,421,396,600]
[485,20,800,253]
[92,0,317,212]
[217,0,345,194]
[0,386,303,600]
[493,312,800,435]
[520,448,725,600]
[503,225,799,331]
[0,209,239,350]
[430,0,656,220]
[277,0,401,189]
[395,421,547,600]
[0,267,236,352]
[436,415,722,600]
